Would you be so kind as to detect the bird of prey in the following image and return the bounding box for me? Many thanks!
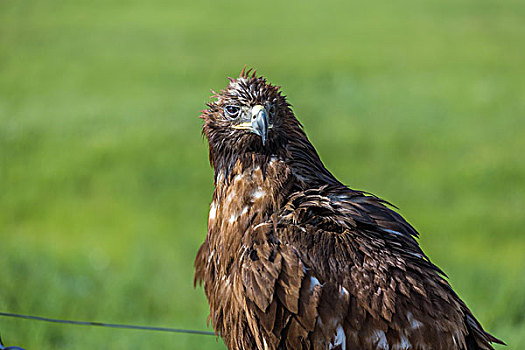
[194,68,503,350]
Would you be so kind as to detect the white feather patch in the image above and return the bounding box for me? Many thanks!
[209,202,217,220]
[269,156,280,165]
[392,336,411,350]
[370,330,389,349]
[227,206,250,224]
[329,324,346,350]
[252,187,266,199]
[253,222,268,230]
[407,312,423,330]
[310,276,321,292]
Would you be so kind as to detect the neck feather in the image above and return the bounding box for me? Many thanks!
[209,130,342,189]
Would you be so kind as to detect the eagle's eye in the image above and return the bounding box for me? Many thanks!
[224,105,240,119]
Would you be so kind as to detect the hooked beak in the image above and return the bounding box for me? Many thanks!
[232,105,272,145]
[250,105,269,145]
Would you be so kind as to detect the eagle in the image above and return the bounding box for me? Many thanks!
[194,68,504,350]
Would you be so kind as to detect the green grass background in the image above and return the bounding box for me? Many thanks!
[1,0,524,348]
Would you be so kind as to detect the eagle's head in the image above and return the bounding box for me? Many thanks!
[201,68,304,178]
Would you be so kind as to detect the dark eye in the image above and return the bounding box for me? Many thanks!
[224,105,240,118]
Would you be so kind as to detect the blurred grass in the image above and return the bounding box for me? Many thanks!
[0,0,524,348]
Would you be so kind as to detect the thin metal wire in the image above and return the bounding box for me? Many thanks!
[0,312,215,336]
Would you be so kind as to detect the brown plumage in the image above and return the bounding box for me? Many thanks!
[194,68,504,350]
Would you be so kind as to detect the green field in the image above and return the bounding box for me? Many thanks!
[1,0,524,348]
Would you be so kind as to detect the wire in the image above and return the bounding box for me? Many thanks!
[0,312,215,336]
